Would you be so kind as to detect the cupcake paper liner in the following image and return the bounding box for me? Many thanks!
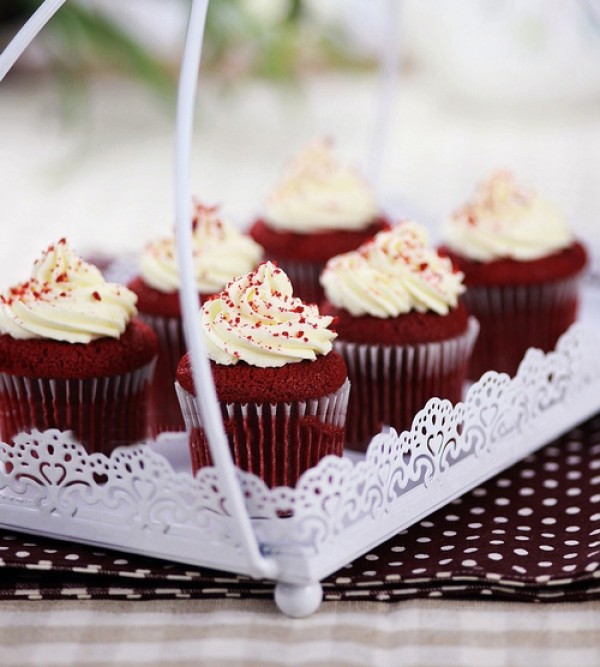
[336,318,479,452]
[139,313,187,435]
[176,379,350,488]
[463,277,580,379]
[0,361,155,455]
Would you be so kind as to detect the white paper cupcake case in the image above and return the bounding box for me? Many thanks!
[335,318,479,451]
[0,361,155,454]
[176,379,350,487]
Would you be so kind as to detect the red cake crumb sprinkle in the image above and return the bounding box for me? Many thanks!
[249,217,389,263]
[439,241,587,287]
[320,300,470,346]
[177,350,347,404]
[0,319,158,380]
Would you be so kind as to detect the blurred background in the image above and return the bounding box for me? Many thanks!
[1,0,600,284]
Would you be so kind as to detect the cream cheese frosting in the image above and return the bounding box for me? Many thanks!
[141,203,263,294]
[321,222,465,318]
[443,171,573,262]
[263,139,379,233]
[0,239,137,344]
[202,261,337,367]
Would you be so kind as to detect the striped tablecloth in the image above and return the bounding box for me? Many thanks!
[2,598,600,667]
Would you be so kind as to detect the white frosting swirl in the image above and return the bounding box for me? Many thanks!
[141,204,263,293]
[444,171,573,261]
[263,139,379,233]
[202,261,336,367]
[321,222,465,317]
[0,239,137,344]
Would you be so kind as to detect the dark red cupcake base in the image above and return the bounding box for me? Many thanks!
[249,218,389,304]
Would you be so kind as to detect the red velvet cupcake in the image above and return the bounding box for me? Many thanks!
[0,239,157,454]
[176,261,349,488]
[128,203,263,435]
[441,172,588,378]
[249,140,388,304]
[321,222,478,452]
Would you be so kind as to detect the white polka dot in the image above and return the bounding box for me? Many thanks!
[365,554,379,561]
[439,558,453,565]
[512,565,527,574]
[542,517,557,525]
[113,558,128,565]
[467,535,480,541]
[592,513,600,522]
[44,549,57,554]
[488,553,503,561]
[412,568,426,574]
[495,498,510,506]
[562,564,577,572]
[443,531,457,537]
[538,561,553,568]
[517,525,531,532]
[470,507,485,515]
[492,529,506,535]
[416,537,431,543]
[589,541,600,548]
[566,525,581,533]
[540,545,554,552]
[567,455,582,465]
[565,540,579,546]
[567,471,582,480]
[362,570,377,577]
[519,487,534,496]
[543,479,559,489]
[566,506,581,515]
[390,561,403,567]
[541,533,556,539]
[440,545,455,551]
[543,498,558,507]
[391,546,405,553]
[490,540,504,546]
[468,523,483,529]
[461,559,477,567]
[445,514,460,522]
[514,548,528,556]
[545,447,561,457]
[585,562,599,572]
[544,462,559,471]
[472,488,487,497]
[518,507,533,517]
[463,547,478,554]
[496,478,512,487]
[65,554,79,561]
[15,551,30,558]
[564,553,579,559]
[421,521,434,528]
[520,470,535,479]
[567,487,582,497]
[591,495,600,503]
[494,516,508,524]
[414,554,429,560]
[515,535,530,541]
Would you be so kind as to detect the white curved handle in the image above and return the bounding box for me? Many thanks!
[0,0,68,82]
[174,0,279,581]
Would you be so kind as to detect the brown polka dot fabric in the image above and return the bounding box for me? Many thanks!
[1,413,599,602]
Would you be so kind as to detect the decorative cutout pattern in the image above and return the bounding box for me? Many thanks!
[1,325,599,576]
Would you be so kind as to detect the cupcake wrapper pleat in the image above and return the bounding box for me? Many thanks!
[0,361,155,455]
[336,319,479,452]
[463,277,580,379]
[139,313,187,435]
[176,379,350,488]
